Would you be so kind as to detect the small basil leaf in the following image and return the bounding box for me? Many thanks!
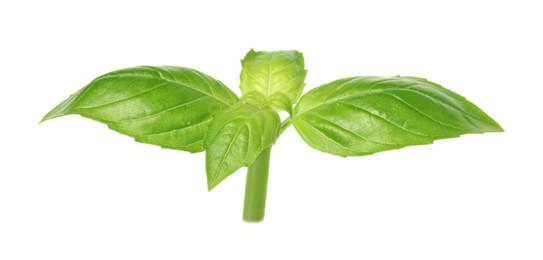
[204,103,280,190]
[240,91,267,107]
[41,66,239,152]
[292,76,503,157]
[268,92,293,115]
[240,49,307,104]
[240,91,293,114]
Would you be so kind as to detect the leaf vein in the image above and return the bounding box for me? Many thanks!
[383,93,466,131]
[94,73,231,106]
[296,119,366,154]
[139,118,212,137]
[272,72,305,94]
[79,81,170,109]
[266,52,275,97]
[305,113,402,146]
[337,101,434,138]
[117,97,208,122]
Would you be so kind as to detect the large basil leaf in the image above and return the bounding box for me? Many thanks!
[41,66,239,152]
[239,49,307,105]
[292,76,503,157]
[204,103,280,190]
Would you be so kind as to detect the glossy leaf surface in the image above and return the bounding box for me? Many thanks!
[292,76,503,157]
[240,49,307,105]
[240,91,293,114]
[204,103,280,190]
[42,66,239,152]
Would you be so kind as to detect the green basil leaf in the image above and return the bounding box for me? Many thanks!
[41,66,239,152]
[292,76,503,157]
[267,92,293,115]
[204,103,280,190]
[240,91,292,114]
[240,49,307,104]
[240,91,267,107]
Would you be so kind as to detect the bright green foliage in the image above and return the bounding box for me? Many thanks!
[42,49,503,206]
[240,49,307,105]
[204,103,280,190]
[42,66,238,152]
[241,91,293,114]
[292,76,503,157]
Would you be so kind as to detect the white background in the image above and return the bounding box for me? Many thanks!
[1,0,541,259]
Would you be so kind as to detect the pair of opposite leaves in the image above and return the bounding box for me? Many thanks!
[42,50,503,190]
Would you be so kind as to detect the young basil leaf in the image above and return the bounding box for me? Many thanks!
[240,49,307,104]
[41,66,239,152]
[292,76,503,157]
[240,91,292,114]
[204,103,280,190]
[268,92,293,115]
[240,91,268,107]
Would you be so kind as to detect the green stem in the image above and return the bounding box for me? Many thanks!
[280,117,292,134]
[243,147,272,222]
